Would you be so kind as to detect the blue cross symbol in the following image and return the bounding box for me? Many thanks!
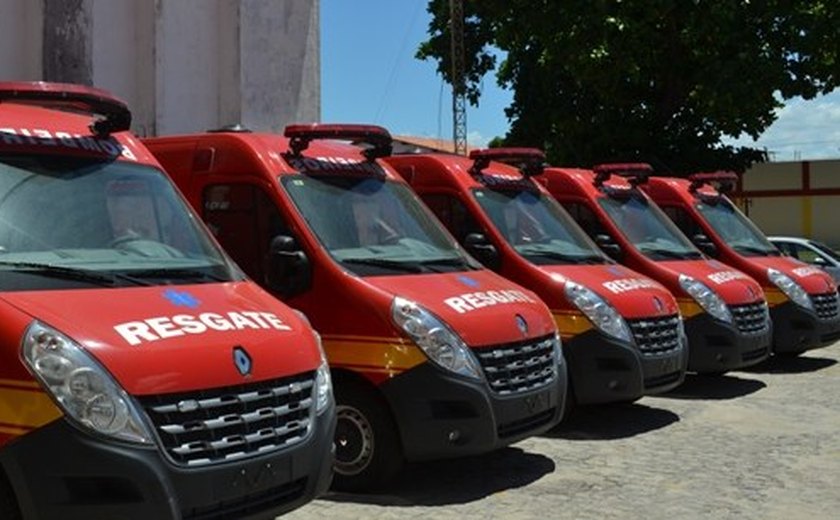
[457,275,480,288]
[163,289,200,308]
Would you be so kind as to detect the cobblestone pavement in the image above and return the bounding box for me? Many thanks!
[286,343,840,520]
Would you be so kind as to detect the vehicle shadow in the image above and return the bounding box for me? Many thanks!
[542,402,680,441]
[662,373,766,400]
[323,446,554,507]
[740,355,837,375]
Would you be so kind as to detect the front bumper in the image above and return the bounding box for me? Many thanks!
[381,361,566,462]
[683,314,771,373]
[0,407,335,520]
[562,329,687,405]
[771,301,840,353]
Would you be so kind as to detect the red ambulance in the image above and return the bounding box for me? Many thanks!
[0,82,335,519]
[539,164,772,373]
[143,124,567,491]
[384,149,687,407]
[642,172,840,354]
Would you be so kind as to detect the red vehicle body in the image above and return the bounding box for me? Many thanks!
[539,165,772,373]
[384,149,687,406]
[642,173,840,353]
[0,83,335,520]
[143,125,567,491]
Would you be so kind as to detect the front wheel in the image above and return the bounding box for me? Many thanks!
[331,382,403,492]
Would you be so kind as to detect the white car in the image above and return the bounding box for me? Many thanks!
[768,236,840,282]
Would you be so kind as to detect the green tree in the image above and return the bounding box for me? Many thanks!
[418,0,840,172]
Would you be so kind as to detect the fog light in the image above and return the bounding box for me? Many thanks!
[447,430,461,442]
[608,379,619,390]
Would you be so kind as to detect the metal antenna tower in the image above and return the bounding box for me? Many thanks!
[449,0,467,156]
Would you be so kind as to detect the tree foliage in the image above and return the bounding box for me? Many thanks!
[417,0,840,172]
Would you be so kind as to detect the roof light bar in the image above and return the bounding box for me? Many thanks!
[688,171,739,193]
[469,147,545,177]
[592,163,653,187]
[0,81,131,136]
[284,123,393,160]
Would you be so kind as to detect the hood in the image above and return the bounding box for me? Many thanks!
[650,259,766,305]
[365,270,555,347]
[537,263,678,319]
[747,255,837,294]
[0,282,322,396]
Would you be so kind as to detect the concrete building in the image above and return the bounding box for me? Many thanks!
[0,0,320,136]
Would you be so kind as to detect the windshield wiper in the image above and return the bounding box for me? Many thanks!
[127,268,230,282]
[733,244,779,256]
[639,248,703,260]
[417,256,479,271]
[0,261,153,287]
[521,250,606,264]
[340,258,428,273]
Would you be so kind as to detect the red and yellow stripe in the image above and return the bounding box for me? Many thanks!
[322,334,426,381]
[677,298,704,319]
[0,378,62,438]
[763,288,787,307]
[552,309,593,341]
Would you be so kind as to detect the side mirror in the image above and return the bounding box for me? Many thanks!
[267,235,312,298]
[692,233,718,257]
[464,233,501,270]
[812,256,828,267]
[594,234,622,259]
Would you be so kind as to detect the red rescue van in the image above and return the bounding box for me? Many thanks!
[539,164,772,373]
[0,82,335,520]
[384,149,687,406]
[643,172,840,354]
[143,124,567,491]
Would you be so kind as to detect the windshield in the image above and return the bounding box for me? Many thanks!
[695,198,779,256]
[598,193,702,260]
[473,188,607,265]
[281,175,474,276]
[0,154,239,291]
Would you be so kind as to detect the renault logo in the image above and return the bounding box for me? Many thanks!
[652,296,665,314]
[233,346,252,377]
[515,314,529,336]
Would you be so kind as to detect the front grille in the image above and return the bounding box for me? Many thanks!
[811,291,840,321]
[729,302,770,334]
[140,372,315,467]
[627,314,682,356]
[475,334,557,395]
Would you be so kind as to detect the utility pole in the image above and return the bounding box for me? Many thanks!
[449,0,467,156]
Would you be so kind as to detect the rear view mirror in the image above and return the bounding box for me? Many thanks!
[267,235,312,297]
[692,233,718,257]
[812,256,828,267]
[594,234,622,260]
[464,233,501,270]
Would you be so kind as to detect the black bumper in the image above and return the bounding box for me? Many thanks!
[0,407,335,520]
[771,301,840,353]
[380,361,567,462]
[561,329,687,405]
[683,313,771,373]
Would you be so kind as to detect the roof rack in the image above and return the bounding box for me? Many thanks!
[688,171,738,193]
[592,163,653,187]
[284,123,392,160]
[0,81,131,136]
[468,147,545,177]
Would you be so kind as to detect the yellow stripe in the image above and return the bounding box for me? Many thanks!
[802,196,812,237]
[677,298,704,318]
[321,334,401,345]
[0,425,30,436]
[552,310,593,339]
[764,288,787,306]
[322,337,426,379]
[0,388,62,429]
[0,378,40,390]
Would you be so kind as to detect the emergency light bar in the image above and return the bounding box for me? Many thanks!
[0,81,132,136]
[284,123,393,160]
[688,171,738,193]
[469,147,546,177]
[592,163,653,187]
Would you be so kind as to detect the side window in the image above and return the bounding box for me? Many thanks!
[788,243,822,264]
[203,184,288,284]
[421,194,483,243]
[563,201,606,239]
[774,241,794,257]
[662,205,703,238]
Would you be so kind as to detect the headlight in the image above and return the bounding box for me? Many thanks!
[564,281,633,342]
[295,310,333,414]
[391,297,482,380]
[21,321,153,444]
[767,268,814,310]
[678,274,733,323]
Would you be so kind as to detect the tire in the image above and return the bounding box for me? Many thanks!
[0,469,22,520]
[331,380,403,493]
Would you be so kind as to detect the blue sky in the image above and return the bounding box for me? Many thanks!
[321,0,840,161]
